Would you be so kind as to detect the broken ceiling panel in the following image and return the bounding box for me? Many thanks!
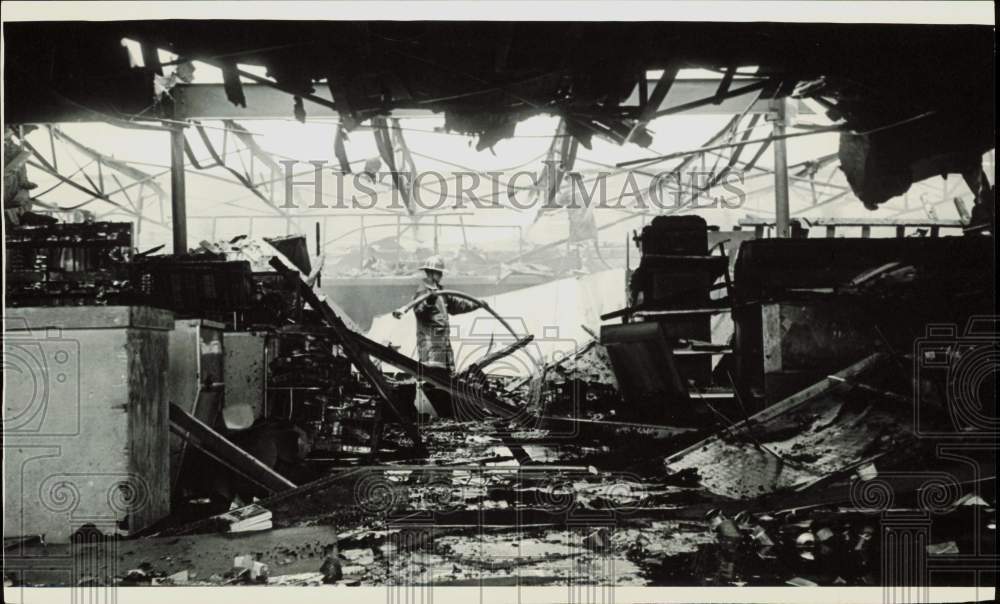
[3,20,995,216]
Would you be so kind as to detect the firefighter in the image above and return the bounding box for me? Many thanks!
[409,255,481,372]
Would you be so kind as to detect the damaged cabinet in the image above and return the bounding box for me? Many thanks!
[223,331,267,427]
[166,319,225,493]
[760,302,877,403]
[3,306,173,542]
[732,236,995,406]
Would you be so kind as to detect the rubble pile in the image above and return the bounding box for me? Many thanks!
[665,382,916,499]
[4,219,994,590]
[526,339,624,419]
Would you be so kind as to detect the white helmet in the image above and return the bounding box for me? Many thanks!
[420,255,446,273]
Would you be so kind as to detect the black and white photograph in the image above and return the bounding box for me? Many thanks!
[2,2,996,602]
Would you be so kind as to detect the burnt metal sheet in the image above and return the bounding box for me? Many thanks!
[223,332,267,422]
[663,354,903,500]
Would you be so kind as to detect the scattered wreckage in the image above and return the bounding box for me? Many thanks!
[4,218,996,588]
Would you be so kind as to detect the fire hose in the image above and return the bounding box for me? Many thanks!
[391,289,538,368]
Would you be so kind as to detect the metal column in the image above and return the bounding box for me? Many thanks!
[170,126,188,253]
[770,98,791,238]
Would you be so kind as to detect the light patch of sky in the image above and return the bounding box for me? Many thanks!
[23,95,981,253]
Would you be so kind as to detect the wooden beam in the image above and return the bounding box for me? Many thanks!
[651,80,769,119]
[624,64,679,144]
[169,79,814,122]
[714,65,737,104]
[169,403,296,494]
[622,77,816,116]
[465,334,535,373]
[173,84,436,121]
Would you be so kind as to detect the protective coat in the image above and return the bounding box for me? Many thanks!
[412,278,478,371]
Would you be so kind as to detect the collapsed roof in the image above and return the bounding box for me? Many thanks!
[4,20,996,208]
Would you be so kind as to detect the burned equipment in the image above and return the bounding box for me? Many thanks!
[5,221,134,306]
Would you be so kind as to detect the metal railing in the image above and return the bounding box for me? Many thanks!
[736,216,964,238]
[185,212,526,268]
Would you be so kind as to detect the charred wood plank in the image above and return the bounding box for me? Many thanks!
[466,334,535,372]
[169,403,295,494]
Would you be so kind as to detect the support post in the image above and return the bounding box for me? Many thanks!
[136,185,145,245]
[315,221,322,287]
[770,98,791,238]
[170,127,188,253]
